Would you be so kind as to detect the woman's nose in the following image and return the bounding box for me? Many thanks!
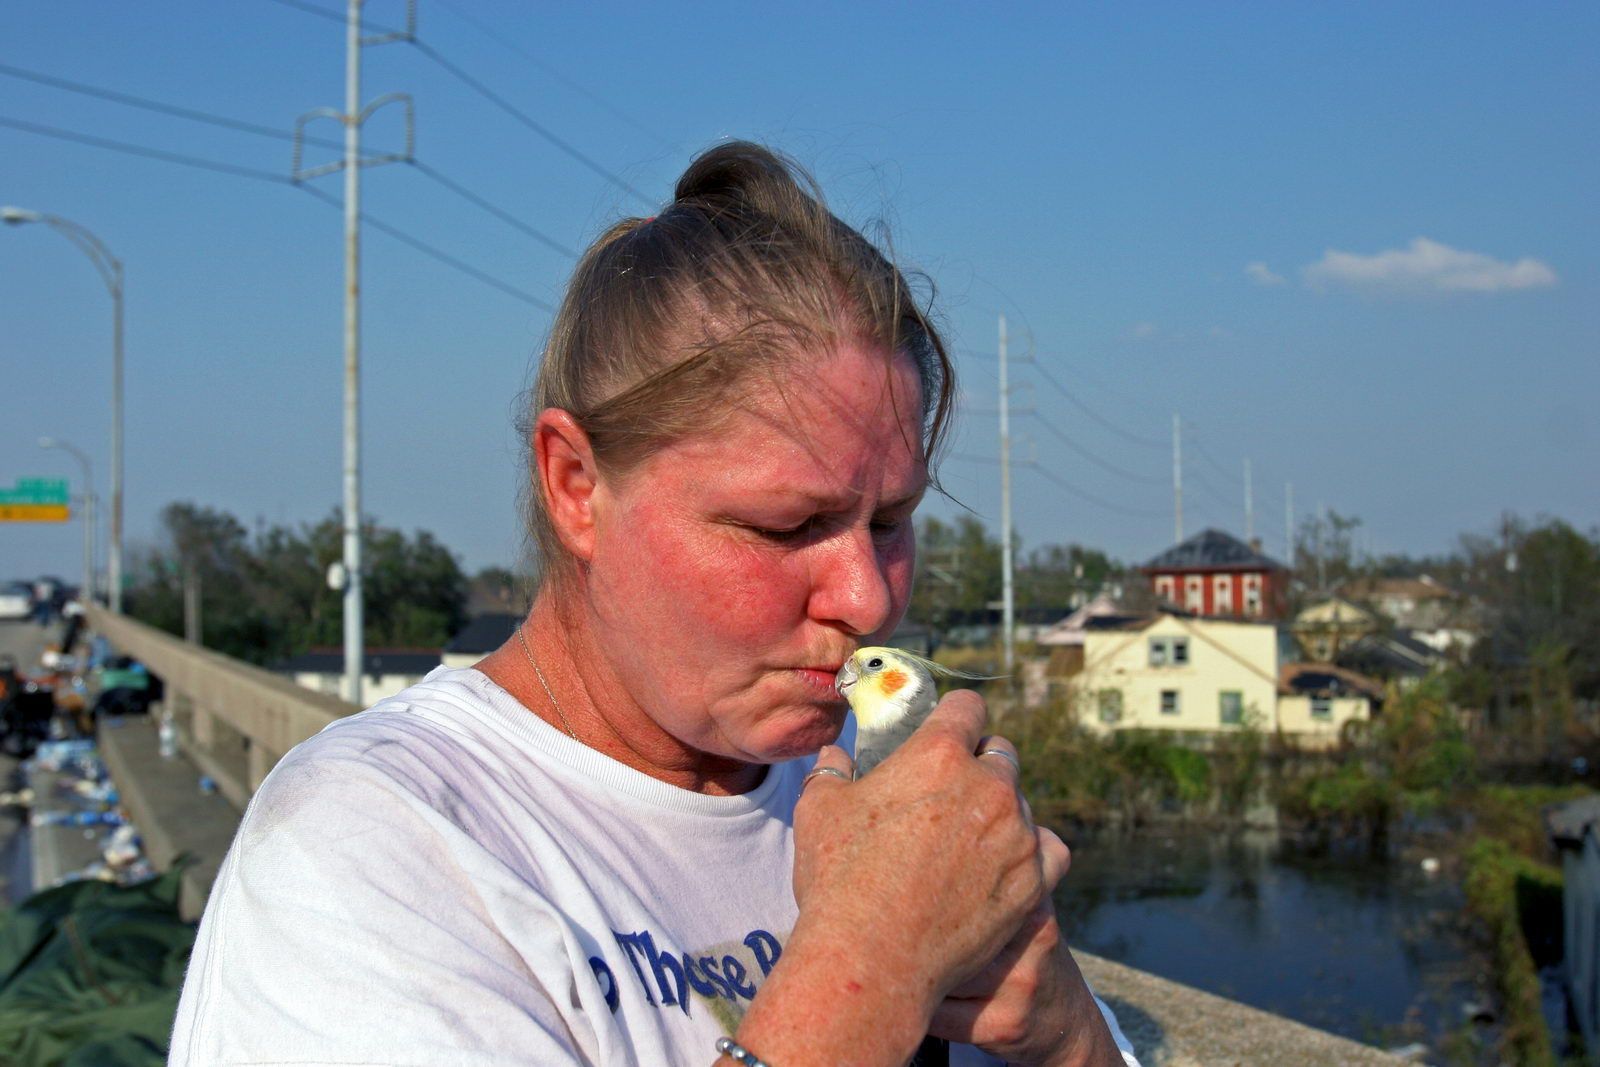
[808,528,894,636]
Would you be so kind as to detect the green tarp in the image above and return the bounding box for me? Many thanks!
[0,867,194,1067]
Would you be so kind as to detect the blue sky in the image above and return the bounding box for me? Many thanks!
[3,1,1596,585]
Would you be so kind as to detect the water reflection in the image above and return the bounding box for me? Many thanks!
[1058,828,1480,1048]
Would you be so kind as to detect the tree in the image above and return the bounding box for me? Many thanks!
[908,516,1001,635]
[125,503,469,665]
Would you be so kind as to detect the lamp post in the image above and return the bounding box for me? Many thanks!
[38,437,96,601]
[3,207,125,612]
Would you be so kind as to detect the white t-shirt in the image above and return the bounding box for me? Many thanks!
[171,666,1137,1066]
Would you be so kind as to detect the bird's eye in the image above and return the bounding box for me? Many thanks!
[867,657,884,670]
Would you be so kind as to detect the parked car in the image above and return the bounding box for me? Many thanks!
[0,583,34,620]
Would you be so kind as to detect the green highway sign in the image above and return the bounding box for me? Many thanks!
[0,478,70,506]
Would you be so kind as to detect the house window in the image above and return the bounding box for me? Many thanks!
[1220,691,1243,725]
[1098,690,1123,724]
[1155,575,1174,600]
[1214,575,1232,612]
[1148,637,1189,667]
[1311,696,1332,721]
[1185,577,1204,612]
[1160,689,1180,716]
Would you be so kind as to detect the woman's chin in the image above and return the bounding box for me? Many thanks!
[743,707,846,763]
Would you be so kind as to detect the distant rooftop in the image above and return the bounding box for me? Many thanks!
[444,612,522,655]
[275,648,441,676]
[1141,528,1286,574]
[1340,575,1456,602]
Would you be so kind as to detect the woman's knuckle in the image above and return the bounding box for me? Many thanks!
[992,1005,1030,1044]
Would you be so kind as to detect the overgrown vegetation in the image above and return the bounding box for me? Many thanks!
[1461,838,1562,1067]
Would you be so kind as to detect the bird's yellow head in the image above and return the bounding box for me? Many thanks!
[834,646,943,730]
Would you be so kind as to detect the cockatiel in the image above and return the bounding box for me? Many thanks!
[834,646,986,777]
[833,646,992,1067]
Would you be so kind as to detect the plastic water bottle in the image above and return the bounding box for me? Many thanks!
[158,711,178,760]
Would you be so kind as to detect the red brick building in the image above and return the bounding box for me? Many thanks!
[1141,529,1289,620]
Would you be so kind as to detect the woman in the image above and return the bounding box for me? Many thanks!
[170,142,1136,1067]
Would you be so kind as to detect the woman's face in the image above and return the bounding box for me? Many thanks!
[582,342,926,766]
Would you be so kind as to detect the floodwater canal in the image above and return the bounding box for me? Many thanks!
[1058,827,1487,1055]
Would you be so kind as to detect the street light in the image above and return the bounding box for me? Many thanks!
[38,437,96,601]
[3,206,125,611]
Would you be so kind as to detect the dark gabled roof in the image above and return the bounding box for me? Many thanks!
[1279,662,1385,701]
[443,613,522,654]
[1082,614,1150,631]
[275,648,441,676]
[1335,631,1442,678]
[1141,528,1286,574]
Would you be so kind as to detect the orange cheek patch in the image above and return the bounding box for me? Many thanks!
[878,668,908,696]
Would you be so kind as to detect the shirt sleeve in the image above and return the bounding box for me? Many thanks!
[169,748,596,1067]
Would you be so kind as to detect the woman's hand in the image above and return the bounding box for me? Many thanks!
[929,876,1125,1067]
[784,691,1058,1046]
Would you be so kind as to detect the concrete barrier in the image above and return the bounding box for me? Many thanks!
[87,603,356,807]
[85,606,1405,1064]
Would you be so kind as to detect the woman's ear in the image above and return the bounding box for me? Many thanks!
[534,409,602,563]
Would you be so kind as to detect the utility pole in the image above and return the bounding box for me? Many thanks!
[1315,500,1327,592]
[293,0,414,706]
[1285,482,1294,569]
[1244,458,1253,543]
[1172,414,1183,543]
[183,564,202,645]
[998,315,1015,675]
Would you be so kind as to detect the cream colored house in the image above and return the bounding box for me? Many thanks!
[1073,614,1281,736]
[278,649,440,706]
[1278,664,1385,749]
[1065,612,1380,745]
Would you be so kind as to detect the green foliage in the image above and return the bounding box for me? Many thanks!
[1373,676,1477,795]
[1461,838,1561,1066]
[124,502,469,665]
[1210,708,1267,815]
[1466,784,1594,861]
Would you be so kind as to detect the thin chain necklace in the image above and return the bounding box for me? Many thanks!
[516,624,580,741]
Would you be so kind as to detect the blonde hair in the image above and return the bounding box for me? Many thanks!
[524,141,954,580]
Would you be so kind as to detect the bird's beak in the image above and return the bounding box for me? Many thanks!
[834,659,858,697]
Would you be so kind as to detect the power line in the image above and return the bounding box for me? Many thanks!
[1023,462,1166,519]
[408,160,579,259]
[297,185,555,310]
[408,40,656,210]
[1185,427,1238,483]
[264,0,658,208]
[0,113,290,184]
[1026,359,1169,451]
[432,0,676,152]
[0,61,341,152]
[1024,412,1168,486]
[1,113,553,309]
[262,0,372,28]
[0,61,577,260]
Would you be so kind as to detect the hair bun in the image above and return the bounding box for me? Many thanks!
[672,140,821,224]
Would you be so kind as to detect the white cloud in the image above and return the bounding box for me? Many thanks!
[1244,261,1285,286]
[1303,237,1557,294]
[1129,321,1158,340]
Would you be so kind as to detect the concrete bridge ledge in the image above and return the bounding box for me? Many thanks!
[86,606,1407,1065]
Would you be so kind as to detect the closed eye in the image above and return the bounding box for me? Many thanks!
[747,518,820,543]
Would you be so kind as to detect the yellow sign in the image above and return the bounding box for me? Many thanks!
[0,504,70,523]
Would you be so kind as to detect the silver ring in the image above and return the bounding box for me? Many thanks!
[802,766,852,788]
[977,746,1021,774]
